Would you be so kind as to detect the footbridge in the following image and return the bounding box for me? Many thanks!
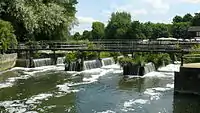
[4,39,200,67]
[5,39,200,53]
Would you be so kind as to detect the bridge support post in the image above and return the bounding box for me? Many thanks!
[132,52,134,58]
[29,50,33,68]
[181,52,184,66]
[98,51,101,60]
[53,50,57,65]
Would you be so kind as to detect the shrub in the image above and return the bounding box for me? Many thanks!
[0,20,17,52]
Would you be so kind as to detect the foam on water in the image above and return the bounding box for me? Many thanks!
[0,93,52,113]
[56,83,80,93]
[124,99,150,108]
[26,93,53,104]
[96,110,116,113]
[158,64,180,72]
[166,83,174,88]
[0,82,13,89]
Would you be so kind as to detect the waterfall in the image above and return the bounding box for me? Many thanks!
[143,62,156,75]
[33,58,52,67]
[83,60,102,70]
[57,57,65,65]
[101,57,115,66]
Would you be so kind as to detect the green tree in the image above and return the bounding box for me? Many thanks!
[0,20,17,52]
[82,30,92,40]
[171,22,190,39]
[191,13,200,26]
[92,22,105,40]
[0,0,78,41]
[151,23,170,39]
[127,21,146,39]
[142,22,153,39]
[183,13,193,22]
[173,15,183,23]
[73,32,81,40]
[105,12,131,39]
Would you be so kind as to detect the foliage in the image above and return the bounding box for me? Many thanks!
[127,21,146,39]
[184,45,200,63]
[173,15,183,23]
[65,51,78,63]
[82,43,98,60]
[100,52,110,58]
[151,23,170,39]
[92,22,105,40]
[118,53,171,69]
[183,13,193,22]
[191,13,200,26]
[145,53,171,69]
[0,20,17,52]
[82,30,92,40]
[105,12,131,39]
[0,0,78,41]
[110,52,122,63]
[73,32,81,40]
[171,22,190,39]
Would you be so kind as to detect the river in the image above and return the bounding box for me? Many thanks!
[0,64,199,113]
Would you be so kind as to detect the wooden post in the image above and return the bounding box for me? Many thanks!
[29,50,33,68]
[181,52,184,66]
[132,52,134,58]
[53,50,57,65]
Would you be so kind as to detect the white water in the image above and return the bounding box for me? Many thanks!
[57,57,65,65]
[33,58,52,67]
[122,64,179,112]
[144,62,156,75]
[83,60,102,70]
[101,57,115,66]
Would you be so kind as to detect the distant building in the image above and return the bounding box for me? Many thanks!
[188,26,200,39]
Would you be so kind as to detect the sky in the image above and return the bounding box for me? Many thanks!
[71,0,200,34]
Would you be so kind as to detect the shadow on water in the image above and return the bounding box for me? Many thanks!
[118,77,145,93]
[173,94,200,113]
[118,77,168,92]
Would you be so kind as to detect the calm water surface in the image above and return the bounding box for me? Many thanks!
[0,64,200,113]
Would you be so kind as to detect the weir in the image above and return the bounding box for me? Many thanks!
[123,62,156,76]
[33,58,52,67]
[57,57,65,65]
[83,60,102,70]
[101,57,115,66]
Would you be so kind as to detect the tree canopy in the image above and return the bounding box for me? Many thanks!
[0,19,17,51]
[0,0,78,41]
[92,22,105,40]
[105,12,131,39]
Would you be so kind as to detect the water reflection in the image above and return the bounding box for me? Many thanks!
[118,77,145,92]
[118,77,168,92]
[173,95,200,113]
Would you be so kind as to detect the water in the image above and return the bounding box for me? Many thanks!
[33,58,52,67]
[83,60,102,70]
[101,58,115,66]
[143,62,156,75]
[57,57,65,65]
[0,64,199,113]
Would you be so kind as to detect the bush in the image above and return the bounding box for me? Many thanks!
[184,45,200,63]
[65,52,78,63]
[118,53,171,69]
[0,20,17,52]
[100,52,111,58]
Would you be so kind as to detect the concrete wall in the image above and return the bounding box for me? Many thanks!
[175,67,200,95]
[0,53,17,71]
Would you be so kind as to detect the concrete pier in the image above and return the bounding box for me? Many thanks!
[175,63,200,95]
